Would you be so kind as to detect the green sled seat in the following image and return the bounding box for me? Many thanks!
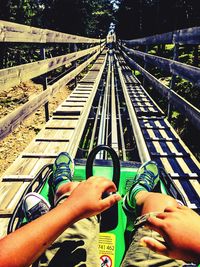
[7,145,187,267]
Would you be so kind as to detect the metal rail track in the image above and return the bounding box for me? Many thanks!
[77,50,140,162]
[76,49,200,212]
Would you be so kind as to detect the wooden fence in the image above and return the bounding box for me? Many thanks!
[123,26,200,45]
[120,26,200,130]
[0,20,100,43]
[0,20,105,140]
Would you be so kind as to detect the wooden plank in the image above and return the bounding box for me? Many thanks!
[1,157,54,179]
[7,182,29,210]
[123,46,200,86]
[0,20,100,44]
[23,140,49,154]
[190,179,200,196]
[176,158,192,173]
[1,157,43,177]
[25,159,52,178]
[22,139,76,157]
[36,128,74,140]
[38,141,70,156]
[152,141,165,155]
[0,181,25,210]
[0,218,10,238]
[45,119,78,129]
[0,45,100,91]
[166,142,182,155]
[0,49,100,140]
[173,180,191,206]
[76,84,94,88]
[160,158,174,174]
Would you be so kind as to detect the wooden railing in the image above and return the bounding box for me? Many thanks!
[120,26,200,130]
[0,20,100,43]
[123,27,200,45]
[0,20,105,140]
[0,44,100,91]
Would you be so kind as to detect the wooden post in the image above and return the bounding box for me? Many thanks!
[193,45,199,67]
[168,43,179,121]
[73,43,78,87]
[0,43,6,69]
[143,45,149,87]
[40,47,49,122]
[99,35,102,52]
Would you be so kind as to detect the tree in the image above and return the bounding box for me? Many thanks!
[50,0,116,37]
[116,0,200,39]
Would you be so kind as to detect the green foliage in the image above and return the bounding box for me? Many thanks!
[116,0,200,39]
[0,0,116,37]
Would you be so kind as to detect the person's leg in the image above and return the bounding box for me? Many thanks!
[135,191,179,215]
[23,152,77,221]
[121,161,185,267]
[54,181,80,202]
[23,152,99,267]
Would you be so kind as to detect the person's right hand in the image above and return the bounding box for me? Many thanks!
[141,205,200,263]
[65,176,121,221]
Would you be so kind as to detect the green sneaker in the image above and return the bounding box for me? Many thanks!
[53,152,74,191]
[123,161,159,213]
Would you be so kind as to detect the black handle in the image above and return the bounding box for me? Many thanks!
[86,145,120,190]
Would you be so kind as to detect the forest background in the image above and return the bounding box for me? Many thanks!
[0,0,200,38]
[0,0,199,167]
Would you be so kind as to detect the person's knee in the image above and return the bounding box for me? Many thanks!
[55,182,80,199]
[159,194,179,208]
[141,193,179,214]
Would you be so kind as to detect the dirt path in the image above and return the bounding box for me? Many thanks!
[0,81,72,177]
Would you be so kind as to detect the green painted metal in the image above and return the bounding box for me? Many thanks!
[33,163,169,267]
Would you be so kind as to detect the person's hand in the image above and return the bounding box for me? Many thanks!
[65,176,121,221]
[141,206,200,263]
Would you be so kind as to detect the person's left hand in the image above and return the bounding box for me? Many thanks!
[141,205,200,263]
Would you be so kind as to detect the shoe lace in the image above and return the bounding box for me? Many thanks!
[27,202,48,222]
[138,169,156,189]
[54,163,71,179]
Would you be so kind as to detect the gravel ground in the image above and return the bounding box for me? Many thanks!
[0,80,72,177]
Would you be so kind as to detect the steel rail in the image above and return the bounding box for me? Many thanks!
[88,98,103,154]
[115,54,151,163]
[111,58,119,155]
[115,64,126,161]
[97,53,111,159]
